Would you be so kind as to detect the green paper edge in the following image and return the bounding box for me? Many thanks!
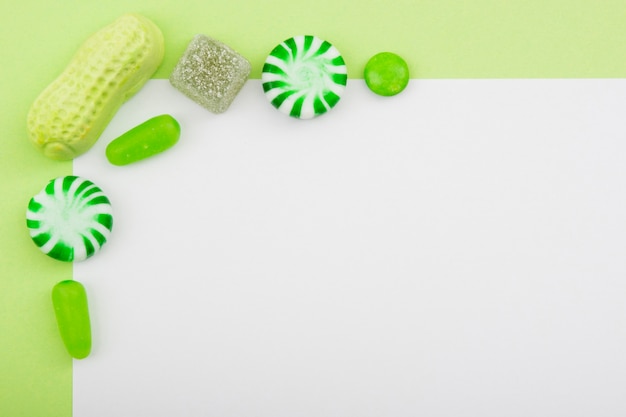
[2,0,625,415]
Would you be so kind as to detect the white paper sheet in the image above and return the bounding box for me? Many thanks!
[74,79,626,416]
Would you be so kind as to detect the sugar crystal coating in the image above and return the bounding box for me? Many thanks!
[169,34,251,113]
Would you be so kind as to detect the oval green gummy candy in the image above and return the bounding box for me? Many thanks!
[52,280,91,359]
[105,114,181,166]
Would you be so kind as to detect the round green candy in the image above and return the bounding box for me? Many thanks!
[364,52,410,96]
[106,114,180,166]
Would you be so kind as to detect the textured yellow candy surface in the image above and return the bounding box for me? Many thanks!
[27,14,165,160]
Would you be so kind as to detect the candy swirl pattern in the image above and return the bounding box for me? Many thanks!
[262,35,348,119]
[26,176,113,262]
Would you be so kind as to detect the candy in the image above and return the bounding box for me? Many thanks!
[26,176,113,262]
[106,114,181,166]
[170,34,251,113]
[363,52,410,96]
[52,280,92,359]
[262,35,347,119]
[27,14,165,161]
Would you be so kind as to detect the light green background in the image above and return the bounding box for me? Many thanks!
[1,0,625,415]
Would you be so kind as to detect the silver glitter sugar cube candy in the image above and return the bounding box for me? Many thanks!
[169,34,251,114]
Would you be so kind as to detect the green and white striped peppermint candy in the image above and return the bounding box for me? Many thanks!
[262,35,347,119]
[26,176,113,262]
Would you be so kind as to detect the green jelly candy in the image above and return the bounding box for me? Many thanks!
[170,34,251,114]
[52,280,92,359]
[106,114,181,166]
[364,52,410,96]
